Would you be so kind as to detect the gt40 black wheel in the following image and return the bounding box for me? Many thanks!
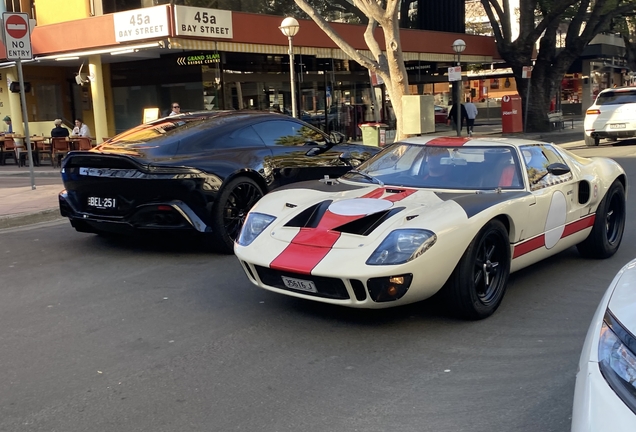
[577,181,625,259]
[443,220,511,320]
[211,177,264,253]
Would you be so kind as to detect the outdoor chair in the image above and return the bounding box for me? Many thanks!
[52,137,70,168]
[36,139,53,166]
[0,136,18,165]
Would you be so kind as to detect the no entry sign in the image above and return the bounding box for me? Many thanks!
[3,12,32,60]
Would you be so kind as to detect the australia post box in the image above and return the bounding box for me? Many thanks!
[501,94,523,133]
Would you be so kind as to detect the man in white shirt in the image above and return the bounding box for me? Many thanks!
[464,100,478,136]
[169,102,181,116]
[72,118,90,137]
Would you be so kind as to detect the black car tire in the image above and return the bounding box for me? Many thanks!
[210,177,264,253]
[584,135,599,147]
[577,181,625,259]
[442,219,510,320]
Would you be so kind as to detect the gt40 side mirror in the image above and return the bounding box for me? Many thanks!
[339,151,362,167]
[547,162,571,176]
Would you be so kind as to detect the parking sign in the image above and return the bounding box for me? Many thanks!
[3,13,32,60]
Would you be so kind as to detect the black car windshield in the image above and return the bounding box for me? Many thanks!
[108,114,224,144]
[342,143,524,190]
[595,89,636,105]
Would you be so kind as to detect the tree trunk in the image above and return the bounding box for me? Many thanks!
[523,75,552,132]
[380,20,409,140]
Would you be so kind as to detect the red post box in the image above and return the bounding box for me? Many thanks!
[501,94,523,133]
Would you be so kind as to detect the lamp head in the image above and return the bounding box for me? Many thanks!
[279,17,300,38]
[452,39,466,53]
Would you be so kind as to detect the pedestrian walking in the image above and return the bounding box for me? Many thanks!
[447,102,468,133]
[464,100,478,136]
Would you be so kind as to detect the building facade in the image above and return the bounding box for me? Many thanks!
[0,0,499,140]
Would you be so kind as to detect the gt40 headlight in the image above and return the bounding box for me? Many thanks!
[366,229,437,266]
[598,311,636,414]
[236,212,275,246]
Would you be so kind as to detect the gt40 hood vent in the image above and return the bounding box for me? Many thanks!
[284,199,404,236]
[286,200,333,228]
[332,207,404,235]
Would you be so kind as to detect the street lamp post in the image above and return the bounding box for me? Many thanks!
[452,39,466,137]
[279,17,300,118]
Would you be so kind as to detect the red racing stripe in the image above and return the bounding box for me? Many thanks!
[513,234,545,259]
[270,188,416,274]
[561,214,595,238]
[426,137,472,147]
[512,215,597,259]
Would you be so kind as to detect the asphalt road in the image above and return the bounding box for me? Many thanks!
[1,138,635,432]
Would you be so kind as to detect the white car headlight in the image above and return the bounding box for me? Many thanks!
[236,212,275,246]
[366,229,437,266]
[598,312,636,414]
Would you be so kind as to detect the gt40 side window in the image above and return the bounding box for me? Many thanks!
[253,120,327,147]
[521,144,571,190]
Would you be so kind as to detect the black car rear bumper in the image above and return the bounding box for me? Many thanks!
[59,190,210,234]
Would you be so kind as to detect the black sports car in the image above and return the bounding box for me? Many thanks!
[58,111,378,252]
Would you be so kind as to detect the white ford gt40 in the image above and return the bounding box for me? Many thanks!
[234,136,627,319]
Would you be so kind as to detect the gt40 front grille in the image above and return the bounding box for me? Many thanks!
[254,266,350,300]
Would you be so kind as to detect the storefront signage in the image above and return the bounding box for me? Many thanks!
[176,52,221,66]
[174,6,232,39]
[113,5,169,43]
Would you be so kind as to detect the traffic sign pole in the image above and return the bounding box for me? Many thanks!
[522,66,532,134]
[3,12,35,189]
[16,59,35,189]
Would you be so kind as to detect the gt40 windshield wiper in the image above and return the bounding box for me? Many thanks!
[348,169,384,186]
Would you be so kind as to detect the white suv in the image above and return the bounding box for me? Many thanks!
[584,87,636,146]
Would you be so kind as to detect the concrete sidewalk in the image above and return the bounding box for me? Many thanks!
[0,165,63,229]
[0,118,585,230]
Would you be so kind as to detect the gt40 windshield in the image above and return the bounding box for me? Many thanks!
[342,143,524,190]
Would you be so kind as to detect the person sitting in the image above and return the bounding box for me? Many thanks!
[51,118,70,138]
[169,102,181,116]
[72,118,90,137]
[2,115,12,135]
[421,151,453,187]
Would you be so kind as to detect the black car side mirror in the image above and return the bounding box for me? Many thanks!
[306,147,322,157]
[547,162,571,176]
[328,131,345,145]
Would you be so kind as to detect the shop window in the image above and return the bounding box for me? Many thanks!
[34,84,63,122]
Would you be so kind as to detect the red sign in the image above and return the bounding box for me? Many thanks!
[501,94,523,133]
[5,14,27,39]
[3,12,32,60]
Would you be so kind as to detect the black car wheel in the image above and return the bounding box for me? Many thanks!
[577,181,625,259]
[211,177,264,253]
[443,220,510,320]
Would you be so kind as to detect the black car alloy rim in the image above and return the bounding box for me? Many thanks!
[223,182,263,240]
[605,192,624,245]
[473,231,504,305]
